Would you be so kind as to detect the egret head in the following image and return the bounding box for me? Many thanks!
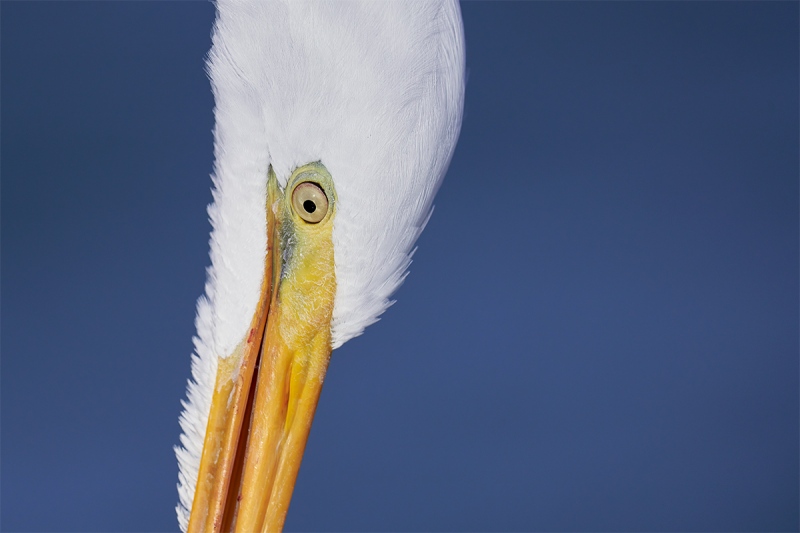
[175,1,464,531]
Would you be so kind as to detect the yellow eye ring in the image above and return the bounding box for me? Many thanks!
[291,181,329,223]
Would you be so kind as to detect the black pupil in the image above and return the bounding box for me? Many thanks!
[303,199,316,213]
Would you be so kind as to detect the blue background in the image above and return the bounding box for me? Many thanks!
[2,2,797,531]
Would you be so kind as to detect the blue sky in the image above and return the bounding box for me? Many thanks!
[2,2,797,531]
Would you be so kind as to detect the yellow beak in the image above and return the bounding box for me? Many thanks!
[187,165,337,533]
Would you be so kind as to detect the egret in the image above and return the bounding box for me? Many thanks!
[175,1,465,531]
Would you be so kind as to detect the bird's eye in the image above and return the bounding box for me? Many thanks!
[292,182,328,223]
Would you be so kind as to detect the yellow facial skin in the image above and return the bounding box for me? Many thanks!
[188,163,337,533]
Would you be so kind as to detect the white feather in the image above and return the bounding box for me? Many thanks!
[176,1,464,527]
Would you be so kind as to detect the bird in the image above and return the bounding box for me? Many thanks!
[174,1,465,531]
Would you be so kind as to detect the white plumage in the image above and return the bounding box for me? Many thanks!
[176,1,464,529]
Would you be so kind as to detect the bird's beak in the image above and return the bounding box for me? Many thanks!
[187,166,337,533]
